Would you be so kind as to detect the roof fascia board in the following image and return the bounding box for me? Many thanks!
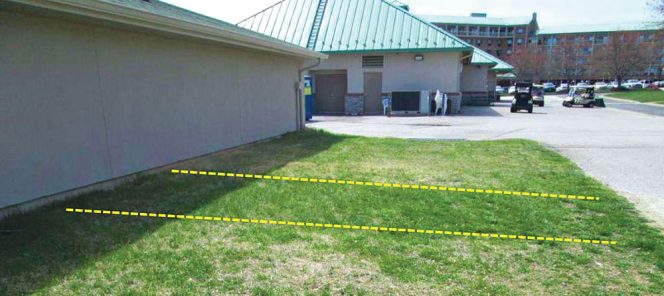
[320,46,473,54]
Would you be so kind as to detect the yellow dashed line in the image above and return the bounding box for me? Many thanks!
[65,208,615,246]
[170,169,600,201]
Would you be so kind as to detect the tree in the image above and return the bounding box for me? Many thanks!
[549,40,584,83]
[652,0,664,19]
[593,32,646,86]
[505,46,546,82]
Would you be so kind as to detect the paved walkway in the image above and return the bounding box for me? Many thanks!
[308,96,664,228]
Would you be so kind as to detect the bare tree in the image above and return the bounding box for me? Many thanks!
[593,32,646,87]
[550,40,584,83]
[652,0,664,18]
[505,46,546,82]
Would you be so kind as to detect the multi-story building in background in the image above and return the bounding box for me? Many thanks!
[537,23,662,81]
[421,13,539,59]
[423,12,662,82]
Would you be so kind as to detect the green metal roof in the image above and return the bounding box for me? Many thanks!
[237,0,472,53]
[497,73,517,79]
[469,47,514,73]
[538,22,661,35]
[491,58,514,73]
[470,47,497,65]
[419,14,534,27]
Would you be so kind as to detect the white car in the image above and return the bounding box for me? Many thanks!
[594,82,608,90]
[556,83,569,92]
[623,79,642,89]
[508,86,516,94]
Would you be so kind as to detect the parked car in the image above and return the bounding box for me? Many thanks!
[532,85,545,107]
[508,85,516,94]
[511,83,534,113]
[593,82,608,90]
[646,81,664,89]
[542,82,556,92]
[623,79,643,89]
[556,83,569,92]
[495,86,505,94]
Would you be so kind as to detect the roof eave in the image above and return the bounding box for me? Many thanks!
[320,47,473,54]
[471,62,498,66]
[8,0,327,60]
[491,68,514,73]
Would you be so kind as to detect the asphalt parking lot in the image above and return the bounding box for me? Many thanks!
[308,95,664,228]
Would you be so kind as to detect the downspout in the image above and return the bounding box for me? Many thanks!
[296,58,322,130]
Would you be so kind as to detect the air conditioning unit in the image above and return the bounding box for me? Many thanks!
[390,91,430,115]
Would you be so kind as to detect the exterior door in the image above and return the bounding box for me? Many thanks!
[363,72,383,114]
[314,73,347,114]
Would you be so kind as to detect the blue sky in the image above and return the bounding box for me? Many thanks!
[163,0,658,27]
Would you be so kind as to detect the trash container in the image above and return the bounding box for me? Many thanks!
[304,76,314,121]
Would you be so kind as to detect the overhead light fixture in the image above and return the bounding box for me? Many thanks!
[414,54,424,61]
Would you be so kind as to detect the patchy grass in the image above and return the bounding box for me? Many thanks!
[2,130,664,295]
[608,89,664,104]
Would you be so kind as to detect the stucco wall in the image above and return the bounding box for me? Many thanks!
[0,10,301,209]
[488,72,497,90]
[313,52,462,93]
[461,64,490,92]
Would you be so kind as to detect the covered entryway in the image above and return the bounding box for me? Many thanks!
[313,71,347,114]
[363,72,383,114]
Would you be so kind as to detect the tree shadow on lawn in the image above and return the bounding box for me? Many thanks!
[0,129,343,294]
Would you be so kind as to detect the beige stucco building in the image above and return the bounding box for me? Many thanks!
[239,0,513,114]
[0,0,325,214]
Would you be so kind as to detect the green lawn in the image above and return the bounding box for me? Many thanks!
[2,130,664,295]
[608,89,664,104]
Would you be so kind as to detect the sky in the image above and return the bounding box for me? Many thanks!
[162,0,658,28]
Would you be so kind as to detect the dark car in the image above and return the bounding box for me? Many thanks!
[532,85,545,107]
[510,83,534,113]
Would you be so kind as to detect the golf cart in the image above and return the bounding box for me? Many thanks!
[532,84,545,107]
[563,86,597,108]
[510,82,534,113]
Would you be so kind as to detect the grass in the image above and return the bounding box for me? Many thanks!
[2,129,664,295]
[608,89,664,104]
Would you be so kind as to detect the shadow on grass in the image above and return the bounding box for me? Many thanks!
[0,129,343,294]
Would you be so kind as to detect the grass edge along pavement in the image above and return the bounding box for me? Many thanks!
[606,89,664,104]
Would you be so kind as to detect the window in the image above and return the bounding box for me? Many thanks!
[496,50,502,57]
[476,39,482,46]
[517,38,523,45]
[507,49,513,55]
[362,55,384,68]
[507,39,513,46]
[497,40,502,46]
[516,28,524,34]
[487,39,493,46]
